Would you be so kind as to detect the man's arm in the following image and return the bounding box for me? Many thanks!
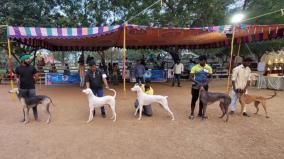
[206,66,213,85]
[15,67,20,85]
[231,68,238,92]
[232,81,236,92]
[102,74,109,89]
[86,82,90,88]
[243,71,251,93]
[33,67,39,80]
[189,73,201,86]
[85,73,90,88]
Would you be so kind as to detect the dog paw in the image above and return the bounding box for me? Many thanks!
[24,121,29,124]
[86,120,91,124]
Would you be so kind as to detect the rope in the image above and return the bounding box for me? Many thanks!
[245,43,254,55]
[125,0,161,24]
[241,9,283,23]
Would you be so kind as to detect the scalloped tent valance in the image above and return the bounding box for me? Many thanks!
[7,24,284,51]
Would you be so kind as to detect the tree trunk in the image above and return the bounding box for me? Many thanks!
[163,47,180,63]
[242,0,249,10]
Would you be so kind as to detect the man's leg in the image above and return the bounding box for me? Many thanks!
[177,74,181,87]
[141,77,145,84]
[229,90,238,114]
[136,77,140,84]
[114,75,118,85]
[19,89,28,122]
[190,87,199,118]
[143,105,152,116]
[172,74,176,86]
[28,89,38,120]
[80,76,85,87]
[97,89,106,117]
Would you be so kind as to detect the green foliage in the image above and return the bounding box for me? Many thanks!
[0,0,283,64]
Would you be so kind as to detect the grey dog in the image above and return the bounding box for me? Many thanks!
[9,88,55,124]
[199,87,231,122]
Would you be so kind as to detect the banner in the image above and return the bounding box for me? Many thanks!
[45,73,80,85]
[144,69,167,82]
[130,69,167,82]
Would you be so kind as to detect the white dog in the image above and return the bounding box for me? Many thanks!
[82,88,117,123]
[131,84,175,120]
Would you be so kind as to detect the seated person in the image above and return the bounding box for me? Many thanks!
[134,81,153,116]
[49,63,57,73]
[63,63,70,75]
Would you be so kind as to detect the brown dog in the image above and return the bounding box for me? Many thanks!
[239,91,277,118]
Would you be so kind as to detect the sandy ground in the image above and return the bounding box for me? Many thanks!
[0,80,284,159]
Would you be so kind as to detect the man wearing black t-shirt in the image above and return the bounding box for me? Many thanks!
[15,54,38,122]
[85,60,110,117]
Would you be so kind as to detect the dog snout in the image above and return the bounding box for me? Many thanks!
[131,88,136,91]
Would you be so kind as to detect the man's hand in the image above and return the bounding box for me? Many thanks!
[105,85,109,89]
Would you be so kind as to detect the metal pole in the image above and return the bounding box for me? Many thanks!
[123,24,126,93]
[7,38,15,92]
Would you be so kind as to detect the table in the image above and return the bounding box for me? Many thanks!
[257,76,284,90]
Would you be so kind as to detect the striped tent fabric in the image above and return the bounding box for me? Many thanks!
[7,24,284,51]
[8,25,122,38]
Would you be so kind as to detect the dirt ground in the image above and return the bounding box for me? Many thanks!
[0,80,283,159]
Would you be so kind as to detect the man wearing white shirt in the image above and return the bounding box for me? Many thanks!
[230,57,253,117]
[172,59,184,87]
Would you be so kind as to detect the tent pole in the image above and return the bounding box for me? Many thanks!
[123,24,126,93]
[7,38,15,92]
[226,26,236,94]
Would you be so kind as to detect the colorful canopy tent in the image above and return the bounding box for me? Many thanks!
[7,24,284,51]
[6,24,284,92]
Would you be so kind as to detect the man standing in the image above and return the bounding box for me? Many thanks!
[172,59,184,87]
[229,57,252,117]
[85,60,110,117]
[134,60,145,84]
[189,55,212,119]
[78,54,85,88]
[15,54,38,122]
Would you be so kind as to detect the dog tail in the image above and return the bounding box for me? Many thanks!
[108,89,117,98]
[266,90,277,100]
[47,97,56,107]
